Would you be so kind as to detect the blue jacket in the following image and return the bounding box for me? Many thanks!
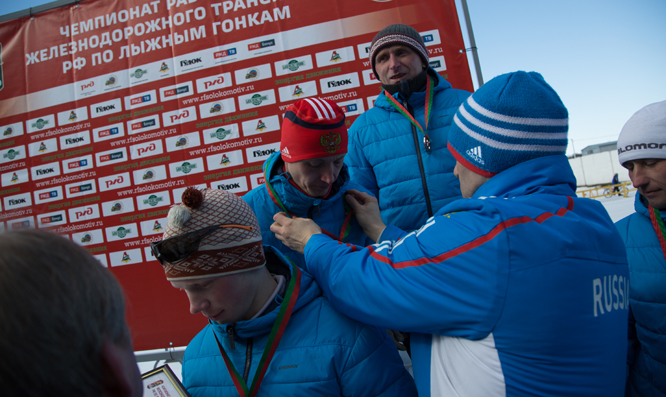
[243,152,372,269]
[345,70,470,231]
[182,246,417,396]
[616,194,666,396]
[304,155,629,396]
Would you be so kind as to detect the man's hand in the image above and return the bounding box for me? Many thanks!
[345,190,386,243]
[270,212,323,254]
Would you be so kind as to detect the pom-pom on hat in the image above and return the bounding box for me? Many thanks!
[280,97,348,163]
[369,24,429,81]
[160,187,265,280]
[617,100,666,165]
[447,71,569,177]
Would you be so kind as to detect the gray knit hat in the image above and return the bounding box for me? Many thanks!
[369,24,429,79]
[617,100,666,165]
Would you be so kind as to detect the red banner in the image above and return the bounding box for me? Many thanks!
[0,0,473,350]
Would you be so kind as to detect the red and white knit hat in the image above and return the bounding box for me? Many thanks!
[280,97,348,163]
[161,187,265,280]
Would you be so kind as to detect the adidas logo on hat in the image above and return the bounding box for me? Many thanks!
[281,147,291,158]
[466,146,484,165]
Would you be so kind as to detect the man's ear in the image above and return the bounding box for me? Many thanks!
[100,338,142,397]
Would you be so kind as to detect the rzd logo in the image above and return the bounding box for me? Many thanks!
[204,76,225,90]
[137,143,156,156]
[75,207,94,220]
[80,81,94,90]
[105,175,124,188]
[170,110,190,123]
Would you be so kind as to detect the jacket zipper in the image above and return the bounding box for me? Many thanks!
[243,338,253,383]
[227,324,236,350]
[405,100,433,217]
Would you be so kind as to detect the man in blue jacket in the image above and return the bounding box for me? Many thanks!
[151,187,416,396]
[614,100,666,396]
[243,97,372,269]
[346,23,470,232]
[272,72,629,396]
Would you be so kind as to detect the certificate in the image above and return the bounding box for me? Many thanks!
[141,364,190,397]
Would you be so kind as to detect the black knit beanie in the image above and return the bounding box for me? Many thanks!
[369,24,429,79]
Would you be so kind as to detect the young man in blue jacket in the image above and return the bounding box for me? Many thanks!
[346,23,471,232]
[272,71,629,396]
[243,97,372,269]
[614,100,666,396]
[152,187,416,396]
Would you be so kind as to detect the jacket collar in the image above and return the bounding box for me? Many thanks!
[374,68,452,111]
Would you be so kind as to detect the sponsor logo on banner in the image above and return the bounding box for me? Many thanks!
[93,123,125,143]
[4,192,32,209]
[1,123,24,141]
[102,197,135,216]
[420,30,442,46]
[248,38,276,51]
[90,98,122,118]
[274,55,313,76]
[1,145,26,163]
[241,115,279,137]
[163,107,197,127]
[320,72,360,94]
[238,89,276,111]
[104,74,120,90]
[160,81,194,101]
[250,172,265,189]
[278,81,317,102]
[72,229,104,246]
[28,138,58,157]
[159,61,170,73]
[367,95,379,109]
[172,183,206,204]
[213,47,238,63]
[203,124,240,144]
[124,90,158,110]
[196,72,233,93]
[98,172,131,192]
[337,99,365,117]
[166,132,201,152]
[140,217,167,236]
[95,148,127,167]
[198,98,236,119]
[177,56,204,73]
[31,162,61,181]
[127,116,159,135]
[27,115,55,133]
[137,190,171,211]
[34,186,63,204]
[9,217,35,230]
[130,68,148,79]
[57,107,88,126]
[106,223,139,242]
[133,165,167,185]
[169,158,205,177]
[361,69,380,86]
[109,249,143,267]
[78,79,98,97]
[246,142,280,163]
[1,168,29,187]
[234,63,272,85]
[206,150,243,171]
[68,204,101,223]
[65,179,97,198]
[211,176,248,194]
[130,140,164,160]
[429,55,447,71]
[60,130,91,150]
[315,46,356,67]
[357,42,372,59]
[37,210,68,228]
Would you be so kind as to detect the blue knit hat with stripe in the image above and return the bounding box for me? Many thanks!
[447,71,568,177]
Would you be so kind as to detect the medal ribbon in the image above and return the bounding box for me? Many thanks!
[648,205,666,262]
[212,262,302,397]
[263,155,353,241]
[384,74,434,146]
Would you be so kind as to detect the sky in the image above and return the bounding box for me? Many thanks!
[1,0,664,156]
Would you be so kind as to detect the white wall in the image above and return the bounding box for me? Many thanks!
[569,150,630,187]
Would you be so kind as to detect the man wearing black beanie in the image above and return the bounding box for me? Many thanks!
[345,23,470,232]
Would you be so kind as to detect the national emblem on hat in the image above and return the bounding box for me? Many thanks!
[280,97,348,162]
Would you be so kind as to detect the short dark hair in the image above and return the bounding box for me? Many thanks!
[0,229,130,396]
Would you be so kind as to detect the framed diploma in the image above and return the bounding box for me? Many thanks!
[141,364,191,397]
